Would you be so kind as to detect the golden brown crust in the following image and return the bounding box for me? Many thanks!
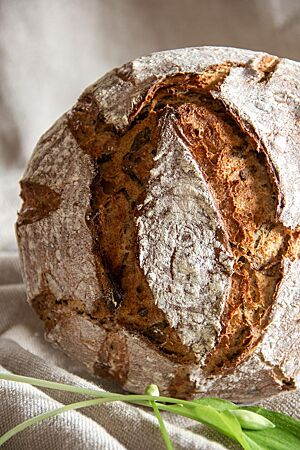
[16,47,300,401]
[68,93,197,364]
[71,71,300,373]
[36,66,300,382]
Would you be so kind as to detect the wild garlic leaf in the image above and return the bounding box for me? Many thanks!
[242,435,266,450]
[229,410,275,430]
[187,404,250,449]
[192,397,238,411]
[219,410,252,449]
[156,403,239,438]
[192,405,239,436]
[241,406,300,450]
[244,428,300,450]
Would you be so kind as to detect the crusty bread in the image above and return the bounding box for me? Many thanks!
[16,47,300,402]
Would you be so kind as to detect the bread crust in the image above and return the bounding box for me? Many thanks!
[16,47,300,401]
[136,109,234,363]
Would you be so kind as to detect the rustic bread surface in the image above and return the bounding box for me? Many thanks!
[16,47,300,401]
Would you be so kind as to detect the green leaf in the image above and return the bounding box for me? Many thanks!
[156,402,251,449]
[193,397,238,411]
[230,409,275,430]
[193,405,241,437]
[243,435,266,450]
[242,406,300,450]
[218,410,251,449]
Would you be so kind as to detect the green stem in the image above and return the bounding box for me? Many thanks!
[0,393,187,448]
[0,373,195,408]
[150,400,174,450]
[0,373,114,399]
[0,373,248,449]
[0,394,174,446]
[0,397,109,446]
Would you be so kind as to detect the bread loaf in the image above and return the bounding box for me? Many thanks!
[16,47,300,402]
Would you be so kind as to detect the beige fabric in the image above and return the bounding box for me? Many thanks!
[1,1,300,448]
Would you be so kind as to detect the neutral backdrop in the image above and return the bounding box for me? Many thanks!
[1,0,300,250]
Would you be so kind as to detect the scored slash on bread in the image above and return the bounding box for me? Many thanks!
[16,47,300,402]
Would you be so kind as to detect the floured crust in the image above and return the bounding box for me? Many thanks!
[86,47,261,131]
[16,117,107,313]
[214,57,300,230]
[137,109,234,363]
[16,46,300,402]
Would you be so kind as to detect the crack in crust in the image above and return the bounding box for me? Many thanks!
[248,55,280,83]
[257,351,296,390]
[94,331,129,384]
[175,102,299,374]
[17,181,62,226]
[68,91,198,365]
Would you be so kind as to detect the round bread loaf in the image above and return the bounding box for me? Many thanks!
[16,47,300,402]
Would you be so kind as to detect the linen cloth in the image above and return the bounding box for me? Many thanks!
[1,0,300,449]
